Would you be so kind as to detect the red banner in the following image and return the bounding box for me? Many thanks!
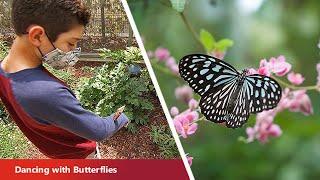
[0,160,189,180]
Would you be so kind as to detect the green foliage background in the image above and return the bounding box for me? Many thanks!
[128,0,320,179]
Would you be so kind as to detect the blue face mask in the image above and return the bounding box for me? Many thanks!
[38,32,81,70]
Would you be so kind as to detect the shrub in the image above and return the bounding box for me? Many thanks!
[0,40,9,60]
[149,125,179,158]
[77,47,154,133]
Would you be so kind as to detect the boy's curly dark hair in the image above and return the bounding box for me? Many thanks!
[12,0,91,41]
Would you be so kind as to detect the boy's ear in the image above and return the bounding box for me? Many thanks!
[27,26,46,47]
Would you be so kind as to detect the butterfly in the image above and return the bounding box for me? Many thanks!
[179,54,282,128]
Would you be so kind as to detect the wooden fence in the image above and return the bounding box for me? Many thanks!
[0,0,135,51]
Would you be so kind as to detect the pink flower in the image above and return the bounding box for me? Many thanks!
[256,110,276,124]
[165,57,176,67]
[260,59,269,67]
[280,89,313,115]
[287,90,305,112]
[188,99,198,110]
[247,68,258,75]
[209,50,226,59]
[175,85,193,103]
[174,115,198,138]
[257,66,271,76]
[257,123,282,144]
[169,64,179,75]
[269,55,291,76]
[173,110,199,138]
[277,88,291,111]
[147,51,154,58]
[170,107,179,117]
[257,59,271,76]
[299,93,313,115]
[184,111,199,123]
[154,47,170,61]
[186,155,193,166]
[255,56,292,76]
[165,57,179,75]
[246,127,256,143]
[287,72,305,85]
[246,110,282,144]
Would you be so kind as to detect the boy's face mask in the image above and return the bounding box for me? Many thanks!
[38,32,81,70]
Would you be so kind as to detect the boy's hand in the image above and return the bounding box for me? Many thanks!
[113,106,125,121]
[113,106,130,128]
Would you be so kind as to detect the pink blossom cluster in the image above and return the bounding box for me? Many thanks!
[246,55,316,143]
[246,110,282,144]
[170,98,199,166]
[175,85,193,103]
[171,98,199,139]
[148,47,179,75]
[246,87,313,144]
[248,55,306,85]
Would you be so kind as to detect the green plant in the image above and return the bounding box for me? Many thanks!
[199,29,234,54]
[97,46,142,63]
[149,125,179,158]
[0,40,9,60]
[0,102,8,123]
[0,41,9,123]
[0,103,11,124]
[0,120,30,158]
[77,47,154,133]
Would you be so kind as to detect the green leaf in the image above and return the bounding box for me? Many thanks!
[215,39,234,51]
[170,0,186,12]
[199,29,216,52]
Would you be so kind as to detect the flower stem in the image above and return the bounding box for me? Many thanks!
[271,76,318,91]
[179,12,206,52]
[191,116,211,124]
[151,61,181,80]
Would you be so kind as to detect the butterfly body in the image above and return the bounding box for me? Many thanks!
[179,54,282,128]
[227,81,244,112]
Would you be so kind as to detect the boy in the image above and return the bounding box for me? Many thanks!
[0,0,128,159]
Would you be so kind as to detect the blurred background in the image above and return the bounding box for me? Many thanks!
[128,0,320,179]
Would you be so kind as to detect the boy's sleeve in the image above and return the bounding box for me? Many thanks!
[17,85,129,142]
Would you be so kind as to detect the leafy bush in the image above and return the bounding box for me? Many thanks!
[0,41,9,123]
[0,40,9,60]
[0,102,8,122]
[77,47,154,133]
[149,125,179,158]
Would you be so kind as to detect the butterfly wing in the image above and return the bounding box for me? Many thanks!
[244,74,282,113]
[199,76,238,123]
[179,54,239,96]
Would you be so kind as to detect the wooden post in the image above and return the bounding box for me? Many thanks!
[128,22,133,47]
[100,0,106,39]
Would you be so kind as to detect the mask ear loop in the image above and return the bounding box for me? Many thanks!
[44,31,57,50]
[38,47,44,57]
